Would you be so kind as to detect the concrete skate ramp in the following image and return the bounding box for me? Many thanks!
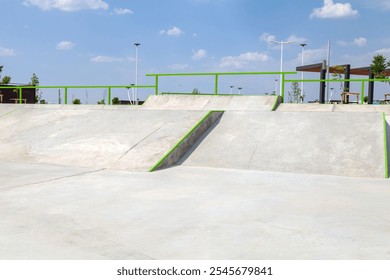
[0,105,210,171]
[278,103,390,115]
[143,94,280,111]
[183,111,387,178]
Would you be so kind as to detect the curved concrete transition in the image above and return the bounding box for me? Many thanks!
[143,94,281,111]
[1,97,390,260]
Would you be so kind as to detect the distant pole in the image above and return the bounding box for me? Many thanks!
[274,79,278,94]
[300,43,307,103]
[238,87,242,94]
[271,40,293,96]
[326,41,331,103]
[134,43,141,105]
[229,86,234,94]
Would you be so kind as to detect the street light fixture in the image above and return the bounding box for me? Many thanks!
[134,43,141,105]
[238,87,243,95]
[271,40,294,96]
[229,86,234,94]
[300,43,307,103]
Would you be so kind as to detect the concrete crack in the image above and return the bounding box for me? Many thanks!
[116,126,163,162]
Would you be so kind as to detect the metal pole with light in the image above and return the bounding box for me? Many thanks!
[134,43,141,105]
[271,40,293,96]
[300,43,307,103]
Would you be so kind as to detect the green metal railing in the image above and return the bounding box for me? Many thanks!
[146,71,297,98]
[0,85,156,105]
[284,78,390,104]
[4,73,388,105]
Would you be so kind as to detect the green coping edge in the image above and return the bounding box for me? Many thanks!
[383,113,389,178]
[271,95,281,111]
[148,110,218,172]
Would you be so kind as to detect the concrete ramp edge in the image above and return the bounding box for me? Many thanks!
[149,111,223,171]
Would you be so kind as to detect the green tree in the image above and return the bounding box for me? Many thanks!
[112,97,120,105]
[371,54,390,80]
[288,82,304,103]
[0,65,11,85]
[371,54,390,93]
[192,88,200,95]
[30,73,40,103]
[97,99,105,105]
[72,98,81,105]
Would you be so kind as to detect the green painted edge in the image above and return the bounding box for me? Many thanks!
[383,113,389,178]
[148,110,219,172]
[271,95,280,111]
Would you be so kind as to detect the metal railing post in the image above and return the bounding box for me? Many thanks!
[361,81,365,104]
[108,87,111,105]
[214,74,219,95]
[19,87,22,104]
[64,87,68,104]
[281,73,286,102]
[155,76,159,95]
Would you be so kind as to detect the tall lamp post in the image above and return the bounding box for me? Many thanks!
[271,40,293,96]
[134,43,141,105]
[300,43,307,103]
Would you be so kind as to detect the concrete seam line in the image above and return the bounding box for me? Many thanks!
[383,113,389,178]
[148,110,221,172]
[0,107,20,119]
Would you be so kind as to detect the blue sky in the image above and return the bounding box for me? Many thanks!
[1,0,390,102]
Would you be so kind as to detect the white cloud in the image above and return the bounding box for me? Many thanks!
[294,48,328,66]
[23,0,109,12]
[220,52,270,69]
[0,47,16,56]
[90,56,124,63]
[192,49,207,60]
[159,26,185,37]
[260,33,307,49]
[168,64,192,70]
[310,0,359,19]
[375,48,390,56]
[287,34,307,44]
[114,8,133,15]
[56,41,75,50]
[337,37,367,47]
[260,32,277,44]
[353,37,367,47]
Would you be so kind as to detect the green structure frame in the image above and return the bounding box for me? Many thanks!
[0,85,156,105]
[146,71,297,97]
[284,77,390,104]
[2,72,389,105]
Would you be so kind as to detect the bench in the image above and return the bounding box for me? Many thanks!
[341,92,360,104]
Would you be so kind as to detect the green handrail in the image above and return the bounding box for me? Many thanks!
[146,71,297,98]
[0,85,156,105]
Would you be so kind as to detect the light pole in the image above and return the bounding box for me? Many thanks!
[134,43,140,105]
[238,87,242,94]
[229,86,234,94]
[300,43,307,103]
[271,40,293,96]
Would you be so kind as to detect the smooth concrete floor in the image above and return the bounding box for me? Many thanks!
[1,160,390,260]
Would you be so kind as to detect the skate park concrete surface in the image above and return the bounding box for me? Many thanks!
[1,96,390,260]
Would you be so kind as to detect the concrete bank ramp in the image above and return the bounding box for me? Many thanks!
[278,103,390,114]
[183,111,388,178]
[0,105,214,171]
[143,94,280,111]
